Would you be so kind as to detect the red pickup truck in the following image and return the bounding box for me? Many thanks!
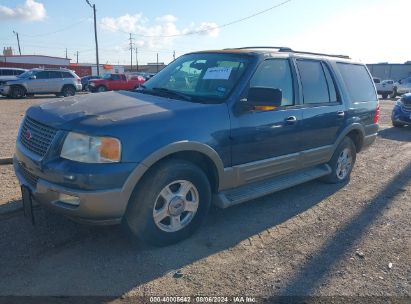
[88,73,145,92]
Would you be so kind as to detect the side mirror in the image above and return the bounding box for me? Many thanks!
[246,87,282,109]
[29,75,36,80]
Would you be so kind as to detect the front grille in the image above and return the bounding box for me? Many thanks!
[19,163,39,188]
[20,116,57,157]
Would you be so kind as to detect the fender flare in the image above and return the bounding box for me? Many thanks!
[119,141,225,209]
[333,123,366,152]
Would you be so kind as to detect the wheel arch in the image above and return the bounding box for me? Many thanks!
[334,124,365,153]
[120,141,225,211]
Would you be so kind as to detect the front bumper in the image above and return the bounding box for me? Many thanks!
[13,145,138,225]
[392,105,411,125]
[0,85,10,96]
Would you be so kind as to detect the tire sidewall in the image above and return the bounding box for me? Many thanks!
[97,86,106,92]
[62,86,75,97]
[325,137,357,183]
[125,160,211,246]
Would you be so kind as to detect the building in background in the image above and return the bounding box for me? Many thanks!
[367,63,411,81]
[125,63,166,73]
[0,54,124,77]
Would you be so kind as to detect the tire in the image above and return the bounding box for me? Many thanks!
[390,88,397,99]
[61,85,76,97]
[321,137,357,184]
[124,159,212,246]
[10,86,26,99]
[392,121,403,128]
[382,93,388,99]
[97,86,107,93]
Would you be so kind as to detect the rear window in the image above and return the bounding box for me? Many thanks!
[337,63,377,102]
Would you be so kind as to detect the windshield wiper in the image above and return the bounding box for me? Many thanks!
[151,87,192,101]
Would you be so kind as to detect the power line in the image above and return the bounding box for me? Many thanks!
[110,0,292,38]
[19,18,88,38]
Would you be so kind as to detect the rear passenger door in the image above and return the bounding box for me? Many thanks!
[296,59,345,166]
[28,71,49,93]
[48,71,63,92]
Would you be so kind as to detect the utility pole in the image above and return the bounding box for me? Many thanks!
[129,33,134,72]
[65,48,68,59]
[86,0,100,76]
[13,31,21,55]
[136,47,138,72]
[173,50,176,61]
[156,53,159,73]
[76,51,79,63]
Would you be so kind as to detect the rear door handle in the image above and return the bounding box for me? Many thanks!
[285,116,297,123]
[337,111,345,118]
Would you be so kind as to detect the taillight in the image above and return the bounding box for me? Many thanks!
[373,104,380,123]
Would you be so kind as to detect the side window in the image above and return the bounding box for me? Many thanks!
[15,70,25,76]
[336,63,377,102]
[111,74,120,80]
[61,72,74,78]
[322,63,338,102]
[49,71,62,79]
[36,71,49,79]
[296,60,330,104]
[249,59,294,106]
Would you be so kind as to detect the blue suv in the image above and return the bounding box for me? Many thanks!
[392,93,411,127]
[13,47,379,246]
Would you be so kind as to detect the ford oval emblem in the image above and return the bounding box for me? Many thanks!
[24,129,32,141]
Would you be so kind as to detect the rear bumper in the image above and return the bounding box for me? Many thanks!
[363,133,377,149]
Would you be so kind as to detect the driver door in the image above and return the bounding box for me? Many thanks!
[230,59,302,182]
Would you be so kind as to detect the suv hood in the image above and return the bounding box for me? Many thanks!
[26,90,208,130]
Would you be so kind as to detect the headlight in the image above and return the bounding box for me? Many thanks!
[395,100,403,107]
[89,82,95,86]
[61,132,121,163]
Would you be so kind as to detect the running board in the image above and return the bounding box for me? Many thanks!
[214,164,331,208]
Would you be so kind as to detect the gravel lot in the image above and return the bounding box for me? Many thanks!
[0,95,410,301]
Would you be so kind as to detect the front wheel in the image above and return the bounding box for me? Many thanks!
[124,160,211,246]
[97,86,107,93]
[10,86,26,99]
[392,121,404,128]
[321,137,356,184]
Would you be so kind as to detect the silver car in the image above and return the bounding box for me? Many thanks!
[0,67,27,86]
[391,77,411,98]
[0,68,82,98]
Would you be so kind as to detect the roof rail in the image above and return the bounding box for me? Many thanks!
[226,46,350,59]
[281,49,350,59]
[225,46,293,52]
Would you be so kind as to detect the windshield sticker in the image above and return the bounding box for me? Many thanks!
[203,67,232,80]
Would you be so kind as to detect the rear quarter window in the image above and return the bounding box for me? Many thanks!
[337,63,377,102]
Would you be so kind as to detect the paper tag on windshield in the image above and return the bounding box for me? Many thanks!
[203,67,232,80]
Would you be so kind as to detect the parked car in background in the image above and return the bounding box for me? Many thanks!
[13,47,379,246]
[391,77,411,98]
[373,77,394,99]
[0,67,27,86]
[88,73,145,92]
[392,93,411,127]
[0,68,82,98]
[81,75,102,91]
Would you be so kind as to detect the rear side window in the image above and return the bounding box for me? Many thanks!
[36,71,49,79]
[62,72,74,78]
[297,60,331,104]
[337,63,377,102]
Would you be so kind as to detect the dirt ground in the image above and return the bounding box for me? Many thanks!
[0,95,410,302]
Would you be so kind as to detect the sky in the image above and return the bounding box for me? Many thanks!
[0,0,410,66]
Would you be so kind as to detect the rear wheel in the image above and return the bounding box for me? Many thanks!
[322,137,356,184]
[61,85,76,97]
[10,86,26,99]
[124,160,211,246]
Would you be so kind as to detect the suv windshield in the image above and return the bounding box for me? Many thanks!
[141,53,251,103]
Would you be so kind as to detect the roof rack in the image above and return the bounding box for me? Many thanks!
[226,46,350,59]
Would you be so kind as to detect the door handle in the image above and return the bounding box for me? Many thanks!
[285,116,297,123]
[337,111,345,118]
